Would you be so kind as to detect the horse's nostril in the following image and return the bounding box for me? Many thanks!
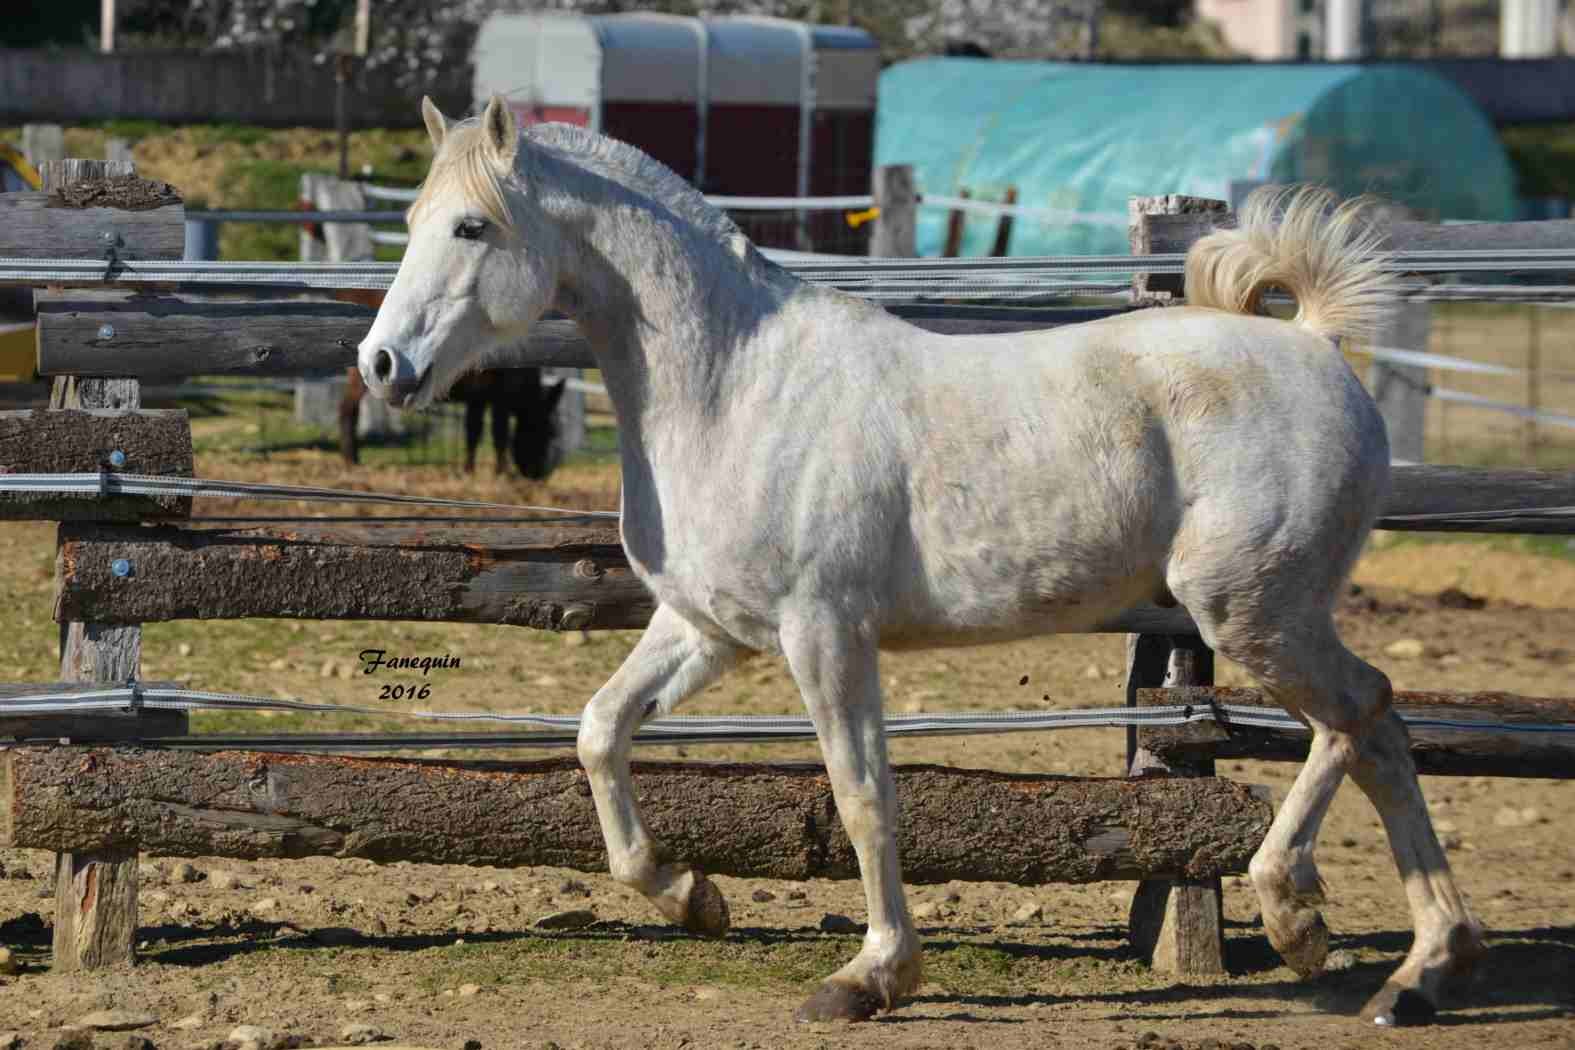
[374,349,395,382]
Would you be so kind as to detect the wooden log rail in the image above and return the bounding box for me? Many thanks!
[48,458,1575,629]
[0,747,1273,884]
[1135,687,1575,779]
[0,409,193,521]
[0,183,185,262]
[34,294,1124,377]
[56,521,657,632]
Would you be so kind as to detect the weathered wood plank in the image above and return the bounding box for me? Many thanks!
[0,681,188,741]
[1135,686,1575,779]
[0,748,1272,883]
[1378,465,1575,533]
[35,293,1127,378]
[55,521,656,632]
[0,409,192,520]
[0,192,184,262]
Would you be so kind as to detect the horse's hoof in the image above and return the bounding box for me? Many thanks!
[682,872,730,938]
[794,981,882,1023]
[1265,906,1329,978]
[1362,982,1438,1027]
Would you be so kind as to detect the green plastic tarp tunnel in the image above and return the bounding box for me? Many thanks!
[875,59,1518,258]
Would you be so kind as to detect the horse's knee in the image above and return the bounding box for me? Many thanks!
[576,712,619,774]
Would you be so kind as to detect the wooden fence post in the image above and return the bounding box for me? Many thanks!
[1124,193,1228,974]
[1128,194,1228,305]
[942,189,969,258]
[870,165,916,258]
[1366,203,1430,465]
[22,125,64,169]
[40,157,164,972]
[1125,635,1225,973]
[990,187,1018,258]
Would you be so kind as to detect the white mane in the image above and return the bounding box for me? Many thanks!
[525,123,744,248]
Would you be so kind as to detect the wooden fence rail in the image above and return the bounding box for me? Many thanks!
[0,748,1273,884]
[1135,687,1575,779]
[32,294,1123,378]
[28,464,1575,633]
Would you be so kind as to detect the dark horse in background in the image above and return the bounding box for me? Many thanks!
[330,290,566,477]
[339,365,566,476]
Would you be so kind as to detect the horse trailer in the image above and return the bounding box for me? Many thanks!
[472,12,879,252]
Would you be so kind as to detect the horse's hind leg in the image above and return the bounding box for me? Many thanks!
[576,604,744,934]
[1348,710,1484,1025]
[781,612,921,1022]
[1183,592,1481,1025]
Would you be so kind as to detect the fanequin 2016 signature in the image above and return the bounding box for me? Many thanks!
[358,649,462,700]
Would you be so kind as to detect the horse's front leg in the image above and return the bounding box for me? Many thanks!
[576,603,743,934]
[782,613,922,1022]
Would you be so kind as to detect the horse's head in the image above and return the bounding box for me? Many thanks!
[358,96,562,409]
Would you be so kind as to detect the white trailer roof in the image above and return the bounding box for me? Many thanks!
[473,13,600,112]
[596,13,705,103]
[473,13,877,112]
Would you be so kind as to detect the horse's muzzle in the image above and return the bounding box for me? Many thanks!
[365,347,428,405]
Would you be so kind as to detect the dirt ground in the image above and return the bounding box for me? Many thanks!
[0,405,1573,1049]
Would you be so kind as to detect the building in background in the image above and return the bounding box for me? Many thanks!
[1196,0,1324,59]
[1196,0,1568,59]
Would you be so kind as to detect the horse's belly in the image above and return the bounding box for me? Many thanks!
[882,538,1168,649]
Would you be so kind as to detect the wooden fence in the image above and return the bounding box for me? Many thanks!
[1,162,1572,978]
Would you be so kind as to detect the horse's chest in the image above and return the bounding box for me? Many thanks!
[621,518,781,649]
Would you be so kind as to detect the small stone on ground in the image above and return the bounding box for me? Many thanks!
[73,1013,157,1033]
[818,913,862,934]
[533,909,595,930]
[337,1023,386,1046]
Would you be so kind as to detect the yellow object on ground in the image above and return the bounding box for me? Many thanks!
[0,143,42,190]
[0,322,35,382]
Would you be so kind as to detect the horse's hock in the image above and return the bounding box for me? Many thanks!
[0,164,1573,983]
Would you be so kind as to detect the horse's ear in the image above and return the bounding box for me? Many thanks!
[481,94,518,168]
[421,96,448,152]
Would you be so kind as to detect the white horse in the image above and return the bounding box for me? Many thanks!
[359,95,1484,1027]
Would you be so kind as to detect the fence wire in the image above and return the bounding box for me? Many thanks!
[1,682,1568,753]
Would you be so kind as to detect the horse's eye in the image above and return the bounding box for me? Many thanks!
[455,219,487,240]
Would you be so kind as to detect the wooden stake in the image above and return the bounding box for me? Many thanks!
[870,165,916,259]
[1125,634,1226,974]
[990,186,1018,257]
[41,157,172,972]
[942,189,969,257]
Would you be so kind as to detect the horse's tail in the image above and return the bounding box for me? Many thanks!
[1183,185,1395,342]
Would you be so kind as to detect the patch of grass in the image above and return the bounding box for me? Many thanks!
[1373,529,1575,564]
[1502,123,1575,199]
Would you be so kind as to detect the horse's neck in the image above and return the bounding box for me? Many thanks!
[550,182,795,459]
